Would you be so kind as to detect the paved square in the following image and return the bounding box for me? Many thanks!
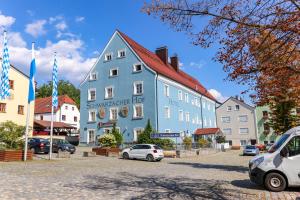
[0,148,299,199]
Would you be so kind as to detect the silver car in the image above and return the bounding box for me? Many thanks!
[243,145,259,156]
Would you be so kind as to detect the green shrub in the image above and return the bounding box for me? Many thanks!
[215,135,226,144]
[198,138,208,148]
[183,136,192,150]
[98,134,117,147]
[0,121,25,150]
[111,123,123,147]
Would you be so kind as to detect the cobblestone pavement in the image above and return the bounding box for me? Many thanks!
[0,148,299,200]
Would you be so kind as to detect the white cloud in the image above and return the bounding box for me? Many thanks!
[189,60,206,69]
[208,89,228,103]
[49,15,63,24]
[55,21,67,31]
[75,16,85,22]
[0,13,16,29]
[25,19,47,37]
[26,10,34,16]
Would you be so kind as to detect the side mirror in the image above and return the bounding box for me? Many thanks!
[280,147,289,158]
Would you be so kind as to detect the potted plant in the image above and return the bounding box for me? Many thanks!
[0,121,32,161]
[92,132,120,156]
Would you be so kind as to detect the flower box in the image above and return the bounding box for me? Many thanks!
[0,150,33,162]
[92,147,120,157]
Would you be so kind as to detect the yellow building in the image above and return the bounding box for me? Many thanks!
[0,65,34,135]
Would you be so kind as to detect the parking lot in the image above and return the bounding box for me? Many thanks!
[0,148,299,200]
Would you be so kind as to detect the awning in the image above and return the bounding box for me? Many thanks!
[34,120,75,129]
[194,128,221,135]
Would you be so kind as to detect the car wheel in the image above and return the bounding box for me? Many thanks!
[58,148,64,153]
[264,172,286,192]
[30,148,35,154]
[123,152,129,159]
[146,154,154,162]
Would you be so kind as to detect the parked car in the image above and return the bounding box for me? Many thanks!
[249,126,300,192]
[256,144,265,151]
[243,145,260,156]
[52,139,76,154]
[122,144,164,162]
[28,138,50,154]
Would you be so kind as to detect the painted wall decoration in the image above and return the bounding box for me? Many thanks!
[120,106,129,118]
[99,107,106,119]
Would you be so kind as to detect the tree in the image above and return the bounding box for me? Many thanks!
[0,121,25,149]
[215,135,226,144]
[183,136,192,150]
[111,123,123,147]
[98,134,117,147]
[36,80,80,108]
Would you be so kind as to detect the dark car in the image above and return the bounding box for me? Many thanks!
[52,139,76,154]
[28,138,50,154]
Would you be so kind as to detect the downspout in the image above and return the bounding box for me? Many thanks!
[155,74,159,132]
[200,95,203,129]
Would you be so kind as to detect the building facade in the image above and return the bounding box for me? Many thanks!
[34,95,80,130]
[79,30,217,144]
[216,97,258,146]
[0,65,34,134]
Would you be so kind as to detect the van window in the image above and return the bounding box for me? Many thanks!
[268,134,290,153]
[286,136,300,157]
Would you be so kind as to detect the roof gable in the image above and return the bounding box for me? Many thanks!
[35,95,77,114]
[218,97,254,110]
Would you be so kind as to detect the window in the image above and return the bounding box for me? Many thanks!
[239,128,249,134]
[221,116,230,123]
[164,106,170,119]
[88,88,96,101]
[62,115,66,121]
[18,105,24,115]
[9,80,14,90]
[133,128,144,141]
[118,49,126,58]
[263,111,269,119]
[0,103,6,112]
[204,117,207,126]
[105,86,114,99]
[133,63,142,72]
[286,136,300,157]
[226,140,233,146]
[88,110,96,122]
[227,106,232,111]
[185,93,189,103]
[104,53,112,61]
[133,81,143,95]
[89,72,98,81]
[109,107,118,121]
[185,112,190,122]
[165,129,171,133]
[74,116,78,122]
[178,90,183,100]
[109,68,118,77]
[194,97,198,106]
[72,107,75,111]
[235,105,240,111]
[209,119,212,126]
[179,110,183,121]
[87,129,95,143]
[65,105,68,110]
[239,115,248,122]
[207,103,210,110]
[240,140,247,146]
[40,115,43,120]
[202,101,206,108]
[223,128,232,135]
[133,104,143,118]
[164,84,169,97]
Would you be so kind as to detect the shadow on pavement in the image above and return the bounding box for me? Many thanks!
[64,172,257,200]
[169,162,248,173]
[231,179,264,190]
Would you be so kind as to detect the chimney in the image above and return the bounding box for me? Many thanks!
[155,46,168,64]
[170,54,179,71]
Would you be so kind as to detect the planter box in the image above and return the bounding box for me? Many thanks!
[0,150,33,162]
[231,146,241,150]
[92,147,120,157]
[163,151,176,158]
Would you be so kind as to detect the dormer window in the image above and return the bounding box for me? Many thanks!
[89,72,98,81]
[104,53,112,61]
[118,49,126,58]
[133,63,142,72]
[109,68,118,77]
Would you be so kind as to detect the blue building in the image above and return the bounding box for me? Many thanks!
[79,30,218,144]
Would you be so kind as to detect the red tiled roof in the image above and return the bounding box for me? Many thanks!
[118,31,216,101]
[34,120,75,129]
[35,95,76,114]
[194,128,220,135]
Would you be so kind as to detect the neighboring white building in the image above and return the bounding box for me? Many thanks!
[34,95,80,130]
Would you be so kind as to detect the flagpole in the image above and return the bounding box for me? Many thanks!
[24,42,35,161]
[49,52,56,160]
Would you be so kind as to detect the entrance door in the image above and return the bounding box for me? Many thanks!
[281,136,300,185]
[250,139,257,145]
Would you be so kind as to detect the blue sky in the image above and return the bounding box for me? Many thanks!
[0,0,250,103]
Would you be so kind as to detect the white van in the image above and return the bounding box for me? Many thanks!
[249,126,300,192]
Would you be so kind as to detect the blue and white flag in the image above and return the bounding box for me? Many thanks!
[28,43,36,103]
[0,31,10,100]
[52,53,58,108]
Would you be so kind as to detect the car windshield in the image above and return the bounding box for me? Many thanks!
[60,140,70,144]
[245,145,255,149]
[268,134,290,153]
[153,145,162,150]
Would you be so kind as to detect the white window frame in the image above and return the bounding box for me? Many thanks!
[117,49,126,58]
[185,112,190,122]
[133,104,144,119]
[164,84,170,97]
[239,115,248,122]
[133,128,144,142]
[221,116,231,123]
[185,93,189,103]
[88,88,96,101]
[87,129,96,143]
[88,109,96,122]
[164,106,170,119]
[105,86,114,99]
[178,90,183,100]
[133,63,142,72]
[235,105,240,111]
[103,127,120,134]
[207,103,211,110]
[133,81,143,95]
[109,68,119,77]
[109,107,118,121]
[204,117,207,126]
[194,97,198,106]
[240,140,247,146]
[104,53,112,61]
[227,106,232,111]
[223,128,232,135]
[89,72,98,81]
[179,110,184,121]
[202,101,206,108]
[209,119,212,126]
[239,128,249,134]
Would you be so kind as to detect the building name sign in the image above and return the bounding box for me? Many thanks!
[87,96,145,109]
[150,133,180,138]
